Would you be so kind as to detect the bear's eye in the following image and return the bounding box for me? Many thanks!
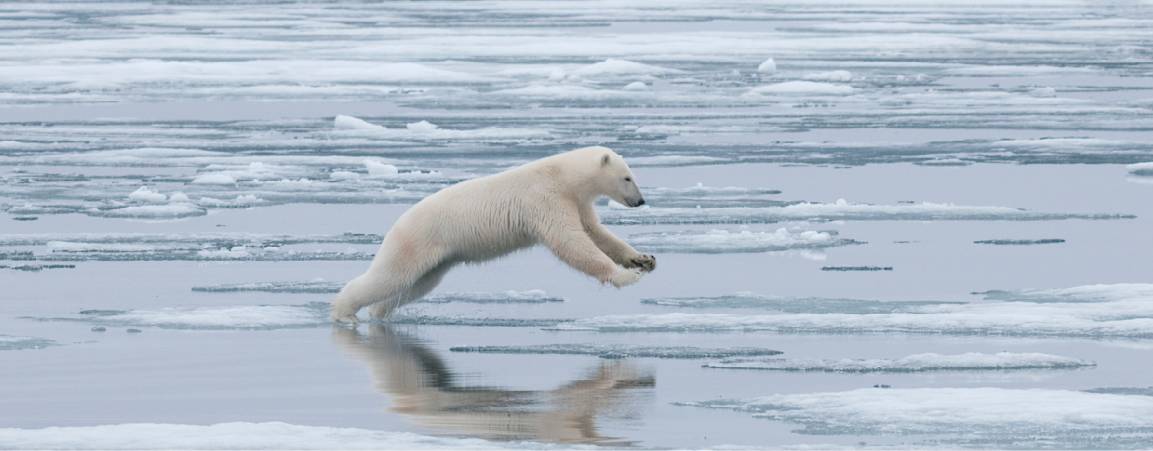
[624,177,632,182]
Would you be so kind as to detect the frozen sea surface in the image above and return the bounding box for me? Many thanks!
[3,1,1153,449]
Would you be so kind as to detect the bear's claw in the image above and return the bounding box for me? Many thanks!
[627,254,657,272]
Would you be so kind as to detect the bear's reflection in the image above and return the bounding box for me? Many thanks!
[332,324,655,444]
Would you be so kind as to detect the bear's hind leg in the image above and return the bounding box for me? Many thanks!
[367,261,453,320]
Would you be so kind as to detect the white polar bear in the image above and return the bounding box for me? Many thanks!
[330,146,656,323]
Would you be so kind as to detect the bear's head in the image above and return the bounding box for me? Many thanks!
[592,148,645,208]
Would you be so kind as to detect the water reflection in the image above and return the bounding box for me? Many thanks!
[332,325,655,444]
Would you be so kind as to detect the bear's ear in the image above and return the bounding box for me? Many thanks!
[601,153,611,167]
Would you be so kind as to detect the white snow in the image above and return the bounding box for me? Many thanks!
[802,70,853,82]
[0,422,590,450]
[623,81,648,90]
[704,352,1094,372]
[127,186,167,203]
[191,173,237,185]
[757,57,777,73]
[571,59,678,77]
[405,120,440,132]
[746,81,854,96]
[681,387,1153,435]
[364,159,399,177]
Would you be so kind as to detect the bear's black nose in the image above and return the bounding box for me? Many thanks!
[635,198,646,206]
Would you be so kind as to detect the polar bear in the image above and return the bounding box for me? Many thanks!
[330,146,656,323]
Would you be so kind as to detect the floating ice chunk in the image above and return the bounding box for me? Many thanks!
[364,160,399,177]
[975,283,1153,303]
[88,203,206,220]
[679,387,1153,444]
[127,186,167,203]
[571,59,678,77]
[598,201,1134,225]
[0,335,57,351]
[0,422,586,450]
[641,294,960,314]
[328,171,360,181]
[334,114,384,131]
[191,173,237,185]
[703,352,1094,372]
[802,70,853,82]
[622,81,647,90]
[168,192,191,203]
[974,238,1065,245]
[405,120,439,132]
[192,280,344,294]
[450,344,782,359]
[916,157,971,166]
[37,304,331,330]
[757,57,777,73]
[628,228,860,253]
[1128,162,1153,176]
[746,81,854,96]
[196,194,263,208]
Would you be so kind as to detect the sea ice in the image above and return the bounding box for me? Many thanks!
[449,344,783,359]
[628,228,859,254]
[679,387,1153,446]
[702,352,1094,372]
[0,422,590,450]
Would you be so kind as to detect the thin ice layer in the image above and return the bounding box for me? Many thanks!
[703,352,1094,372]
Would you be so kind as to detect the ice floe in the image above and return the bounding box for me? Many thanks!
[333,115,549,141]
[703,352,1094,372]
[1128,162,1153,176]
[679,387,1153,447]
[756,58,777,73]
[598,200,1135,225]
[641,294,960,314]
[0,335,57,351]
[36,304,332,330]
[0,232,381,262]
[975,283,1153,303]
[629,228,858,254]
[450,344,782,359]
[552,283,1153,338]
[0,422,590,450]
[746,81,854,96]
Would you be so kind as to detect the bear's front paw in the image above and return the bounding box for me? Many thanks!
[609,267,644,288]
[626,254,657,272]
